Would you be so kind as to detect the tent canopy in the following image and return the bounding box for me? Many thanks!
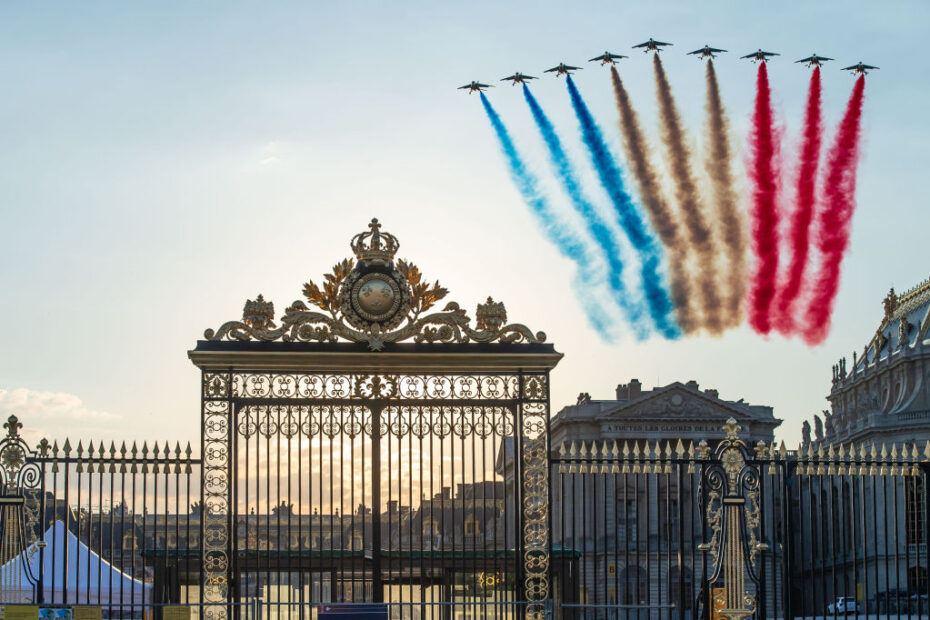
[0,520,151,605]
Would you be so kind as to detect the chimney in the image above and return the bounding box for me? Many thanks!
[686,380,699,391]
[387,500,398,514]
[616,378,642,401]
[442,486,451,500]
[704,388,719,399]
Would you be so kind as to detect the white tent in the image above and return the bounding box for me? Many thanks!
[0,520,151,605]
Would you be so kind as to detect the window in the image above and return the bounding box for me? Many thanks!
[618,498,638,549]
[907,475,926,544]
[465,515,480,537]
[621,565,647,605]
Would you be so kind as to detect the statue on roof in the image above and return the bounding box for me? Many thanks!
[802,420,811,447]
[899,317,911,348]
[883,287,898,321]
[813,414,823,442]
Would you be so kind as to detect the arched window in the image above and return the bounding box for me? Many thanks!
[668,566,694,610]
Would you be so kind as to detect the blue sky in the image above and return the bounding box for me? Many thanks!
[1,1,928,447]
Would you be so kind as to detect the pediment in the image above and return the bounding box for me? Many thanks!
[604,383,757,422]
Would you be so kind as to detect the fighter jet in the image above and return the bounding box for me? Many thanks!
[501,72,537,85]
[688,45,727,59]
[842,61,879,75]
[458,81,492,94]
[796,53,834,67]
[589,51,628,65]
[633,38,672,53]
[544,63,582,77]
[740,49,780,63]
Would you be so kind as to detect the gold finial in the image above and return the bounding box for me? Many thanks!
[242,294,275,329]
[723,418,741,441]
[3,415,22,439]
[476,297,508,332]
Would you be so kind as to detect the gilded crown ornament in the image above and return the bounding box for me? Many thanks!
[351,218,399,265]
[204,218,546,350]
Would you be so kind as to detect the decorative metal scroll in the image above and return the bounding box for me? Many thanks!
[203,219,546,350]
[698,418,767,620]
[0,416,44,603]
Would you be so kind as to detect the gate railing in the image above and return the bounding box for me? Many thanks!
[0,414,203,611]
[551,418,929,619]
[1,411,927,618]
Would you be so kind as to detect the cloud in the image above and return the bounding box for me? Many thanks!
[259,156,281,166]
[0,387,120,444]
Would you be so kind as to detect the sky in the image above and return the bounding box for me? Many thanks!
[1,1,928,450]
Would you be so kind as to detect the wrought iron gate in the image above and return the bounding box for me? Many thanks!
[192,218,560,619]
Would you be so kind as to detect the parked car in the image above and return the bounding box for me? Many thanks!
[827,596,861,614]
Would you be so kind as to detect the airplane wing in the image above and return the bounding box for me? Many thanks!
[588,56,603,62]
[632,42,648,48]
[500,77,515,82]
[821,56,834,61]
[566,65,582,70]
[710,48,727,53]
[687,49,702,55]
[477,83,491,88]
[656,41,672,46]
[740,53,755,59]
[796,56,813,64]
[768,52,781,56]
[612,54,628,59]
[863,64,879,70]
[544,67,559,72]
[457,85,470,89]
[524,75,538,79]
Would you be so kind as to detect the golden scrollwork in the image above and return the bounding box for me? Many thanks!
[204,219,546,350]
[698,418,763,620]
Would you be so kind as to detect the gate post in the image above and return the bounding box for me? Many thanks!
[518,374,551,620]
[201,371,233,619]
[698,418,766,620]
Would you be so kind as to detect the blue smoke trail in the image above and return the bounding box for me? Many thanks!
[522,85,649,340]
[565,76,681,339]
[479,92,615,338]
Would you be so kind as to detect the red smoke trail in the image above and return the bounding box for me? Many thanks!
[802,75,866,345]
[774,67,822,334]
[746,62,781,335]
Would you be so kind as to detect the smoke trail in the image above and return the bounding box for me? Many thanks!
[746,62,781,335]
[479,93,615,337]
[565,76,680,339]
[653,54,722,334]
[802,76,866,345]
[522,85,649,339]
[609,67,697,334]
[774,67,823,335]
[704,59,746,329]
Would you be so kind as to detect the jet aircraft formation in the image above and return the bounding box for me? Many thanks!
[458,38,877,92]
